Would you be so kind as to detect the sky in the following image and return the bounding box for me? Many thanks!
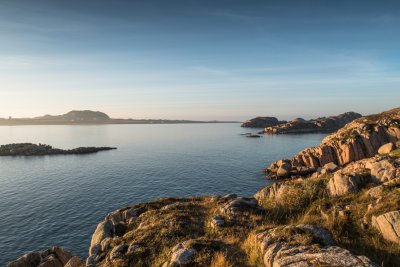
[0,0,399,120]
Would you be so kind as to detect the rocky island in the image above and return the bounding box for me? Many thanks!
[242,112,362,135]
[241,117,286,128]
[0,143,116,156]
[8,108,400,267]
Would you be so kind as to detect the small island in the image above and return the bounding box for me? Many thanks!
[0,143,116,156]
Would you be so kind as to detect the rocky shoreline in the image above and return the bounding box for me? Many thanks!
[8,108,400,267]
[0,143,117,156]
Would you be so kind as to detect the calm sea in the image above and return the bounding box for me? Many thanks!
[0,124,326,265]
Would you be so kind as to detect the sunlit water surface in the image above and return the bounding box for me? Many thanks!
[0,124,326,265]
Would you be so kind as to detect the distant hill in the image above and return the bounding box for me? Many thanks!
[37,110,110,122]
[0,110,238,125]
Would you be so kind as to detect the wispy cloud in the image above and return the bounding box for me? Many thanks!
[190,66,230,76]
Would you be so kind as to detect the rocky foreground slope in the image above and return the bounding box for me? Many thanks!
[8,108,400,267]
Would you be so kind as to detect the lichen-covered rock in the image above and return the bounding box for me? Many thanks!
[7,247,73,267]
[255,226,378,267]
[372,210,400,244]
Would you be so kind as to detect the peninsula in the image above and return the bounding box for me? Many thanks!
[0,110,238,126]
[0,143,116,156]
[8,107,400,267]
[242,112,362,134]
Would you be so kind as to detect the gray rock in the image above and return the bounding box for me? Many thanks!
[167,243,196,266]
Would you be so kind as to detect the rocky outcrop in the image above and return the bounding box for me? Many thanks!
[266,108,400,177]
[372,210,400,244]
[241,117,286,128]
[264,112,361,134]
[87,207,139,265]
[0,143,116,156]
[254,226,377,267]
[7,247,74,267]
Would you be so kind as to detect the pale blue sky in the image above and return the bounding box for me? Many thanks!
[0,0,399,120]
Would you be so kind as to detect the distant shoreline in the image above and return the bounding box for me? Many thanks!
[0,119,240,126]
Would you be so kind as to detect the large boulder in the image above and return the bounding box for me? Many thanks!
[372,210,400,244]
[328,172,369,196]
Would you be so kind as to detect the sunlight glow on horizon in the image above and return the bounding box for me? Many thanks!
[1,0,400,120]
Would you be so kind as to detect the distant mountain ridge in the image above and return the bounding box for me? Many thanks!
[0,110,238,125]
